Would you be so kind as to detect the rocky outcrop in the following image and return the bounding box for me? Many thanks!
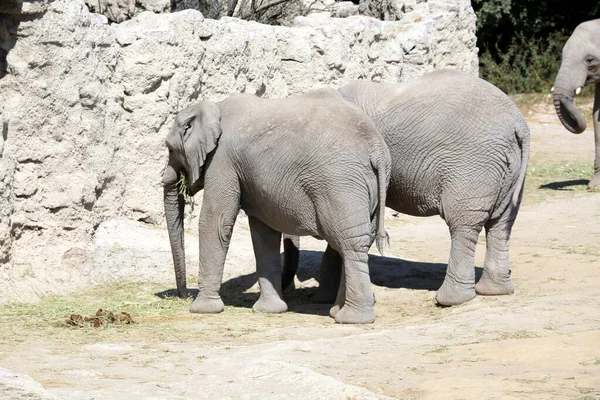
[83,0,222,23]
[0,368,59,400]
[0,0,477,303]
[84,0,171,22]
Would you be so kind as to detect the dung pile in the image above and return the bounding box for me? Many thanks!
[64,309,135,328]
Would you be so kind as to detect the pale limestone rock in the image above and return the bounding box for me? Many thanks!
[84,0,171,22]
[0,368,59,400]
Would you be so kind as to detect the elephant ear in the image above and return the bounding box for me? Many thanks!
[176,101,222,186]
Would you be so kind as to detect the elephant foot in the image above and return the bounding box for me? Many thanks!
[313,284,339,304]
[435,282,475,306]
[252,295,288,314]
[329,303,341,318]
[189,296,225,313]
[588,173,600,190]
[333,304,375,324]
[475,273,515,296]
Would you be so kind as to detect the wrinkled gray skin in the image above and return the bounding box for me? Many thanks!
[282,70,530,306]
[162,89,391,324]
[553,19,600,189]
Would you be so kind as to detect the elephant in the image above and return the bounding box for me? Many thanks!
[161,88,391,324]
[552,19,600,189]
[280,70,530,307]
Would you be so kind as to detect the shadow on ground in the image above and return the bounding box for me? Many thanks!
[539,179,589,190]
[157,250,483,317]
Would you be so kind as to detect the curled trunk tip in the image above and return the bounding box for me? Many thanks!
[553,95,587,134]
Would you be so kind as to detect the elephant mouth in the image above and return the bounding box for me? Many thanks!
[174,170,199,198]
[180,167,205,197]
[161,165,203,196]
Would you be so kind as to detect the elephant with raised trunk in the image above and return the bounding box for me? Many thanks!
[162,88,391,324]
[552,19,600,189]
[282,70,530,307]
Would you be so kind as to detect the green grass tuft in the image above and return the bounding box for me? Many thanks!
[527,163,594,181]
[176,171,191,199]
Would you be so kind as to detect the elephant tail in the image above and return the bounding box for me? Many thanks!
[511,119,531,208]
[372,149,391,256]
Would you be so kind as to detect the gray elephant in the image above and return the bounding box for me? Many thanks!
[552,19,600,189]
[281,70,530,306]
[161,88,391,324]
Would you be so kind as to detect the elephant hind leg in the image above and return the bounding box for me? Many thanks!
[281,234,300,291]
[330,248,375,324]
[475,207,517,296]
[436,226,480,306]
[314,191,376,323]
[249,216,288,313]
[323,226,375,324]
[314,244,342,304]
[436,202,488,306]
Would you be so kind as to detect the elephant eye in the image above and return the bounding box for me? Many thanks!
[182,122,192,138]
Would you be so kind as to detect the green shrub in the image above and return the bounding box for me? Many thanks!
[472,0,600,94]
[479,32,566,94]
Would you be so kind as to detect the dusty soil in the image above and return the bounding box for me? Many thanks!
[1,108,600,399]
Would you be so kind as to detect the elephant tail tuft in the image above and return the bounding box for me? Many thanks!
[372,147,391,256]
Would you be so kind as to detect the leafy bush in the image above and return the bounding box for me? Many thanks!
[478,32,566,94]
[473,0,600,94]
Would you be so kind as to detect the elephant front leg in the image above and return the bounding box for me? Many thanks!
[249,216,288,313]
[436,227,479,306]
[589,83,600,189]
[189,198,239,314]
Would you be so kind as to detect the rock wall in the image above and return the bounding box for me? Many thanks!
[84,0,171,23]
[0,0,477,303]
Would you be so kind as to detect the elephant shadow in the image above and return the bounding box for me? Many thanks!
[160,250,482,317]
[539,179,589,190]
[294,250,482,292]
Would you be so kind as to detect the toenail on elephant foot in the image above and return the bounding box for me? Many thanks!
[435,282,475,306]
[329,304,341,319]
[333,305,375,324]
[189,297,225,313]
[475,276,515,296]
[252,296,288,313]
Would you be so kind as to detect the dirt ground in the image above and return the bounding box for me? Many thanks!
[1,103,600,399]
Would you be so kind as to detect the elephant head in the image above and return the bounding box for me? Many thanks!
[553,20,600,133]
[161,101,222,298]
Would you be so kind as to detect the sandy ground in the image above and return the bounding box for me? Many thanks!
[1,112,600,399]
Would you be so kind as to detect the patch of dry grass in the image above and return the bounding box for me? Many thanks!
[551,245,600,257]
[0,281,337,348]
[495,330,541,341]
[523,161,594,204]
[0,282,196,345]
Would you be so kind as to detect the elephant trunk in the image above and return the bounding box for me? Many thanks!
[553,70,587,134]
[164,182,187,299]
